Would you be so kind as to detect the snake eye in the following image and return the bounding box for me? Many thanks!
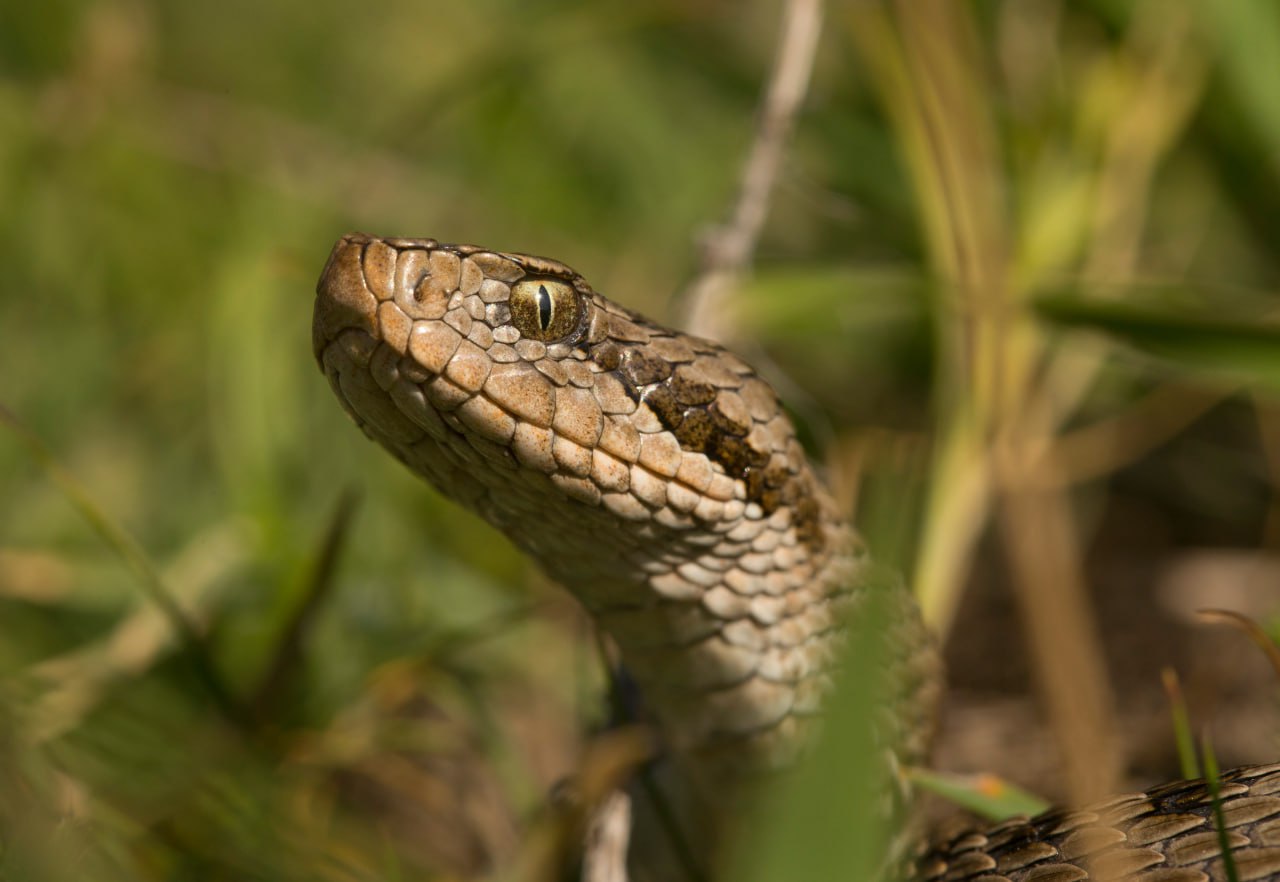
[509,278,582,342]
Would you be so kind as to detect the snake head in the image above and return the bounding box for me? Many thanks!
[314,231,823,539]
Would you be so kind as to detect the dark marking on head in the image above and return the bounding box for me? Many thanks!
[669,370,717,407]
[590,335,825,551]
[708,402,748,437]
[593,342,623,372]
[673,409,716,452]
[753,464,792,512]
[705,433,764,479]
[792,490,823,550]
[643,384,684,430]
[620,349,673,387]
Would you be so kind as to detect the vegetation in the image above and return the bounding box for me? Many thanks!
[4,1,1280,879]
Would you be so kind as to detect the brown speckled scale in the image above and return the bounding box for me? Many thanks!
[313,233,1280,881]
[923,764,1280,881]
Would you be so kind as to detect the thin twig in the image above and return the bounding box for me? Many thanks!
[682,0,824,339]
[582,790,632,882]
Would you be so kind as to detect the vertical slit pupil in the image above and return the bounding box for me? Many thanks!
[537,284,553,330]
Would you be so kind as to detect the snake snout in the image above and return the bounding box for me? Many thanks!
[312,233,380,363]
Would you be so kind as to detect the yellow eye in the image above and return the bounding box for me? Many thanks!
[509,278,582,342]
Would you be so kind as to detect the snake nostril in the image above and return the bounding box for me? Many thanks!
[406,270,431,303]
[391,253,451,321]
[403,273,450,319]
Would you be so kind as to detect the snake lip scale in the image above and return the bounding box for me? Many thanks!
[314,231,1280,881]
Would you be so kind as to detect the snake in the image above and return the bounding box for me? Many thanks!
[313,231,1280,881]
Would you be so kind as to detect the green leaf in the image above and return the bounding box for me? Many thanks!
[909,768,1049,821]
[1035,289,1280,391]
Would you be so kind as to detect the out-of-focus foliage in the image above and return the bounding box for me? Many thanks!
[4,0,1280,879]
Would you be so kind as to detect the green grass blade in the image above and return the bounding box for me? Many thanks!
[1202,736,1241,882]
[1161,668,1200,780]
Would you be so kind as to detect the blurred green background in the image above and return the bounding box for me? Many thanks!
[5,0,1280,879]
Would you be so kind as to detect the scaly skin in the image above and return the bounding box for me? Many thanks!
[313,232,1280,881]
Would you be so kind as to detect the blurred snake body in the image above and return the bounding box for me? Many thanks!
[314,232,1280,881]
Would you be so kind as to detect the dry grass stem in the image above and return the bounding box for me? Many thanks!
[683,0,824,339]
[994,447,1122,803]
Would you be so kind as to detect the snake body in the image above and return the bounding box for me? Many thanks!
[314,232,1280,880]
